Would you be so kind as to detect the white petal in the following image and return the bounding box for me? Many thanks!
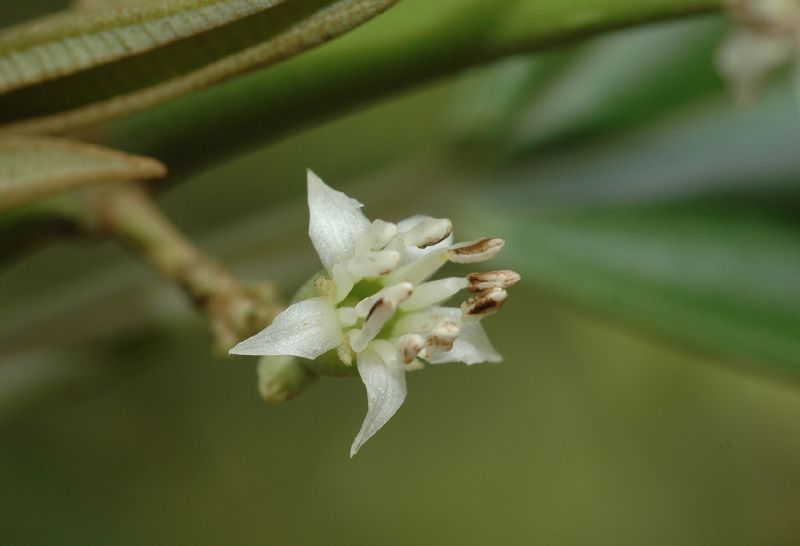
[346,250,401,278]
[230,297,343,359]
[426,320,502,365]
[307,170,371,271]
[396,215,454,263]
[396,214,428,233]
[391,309,450,337]
[715,29,793,104]
[387,249,449,285]
[400,277,468,311]
[351,343,407,456]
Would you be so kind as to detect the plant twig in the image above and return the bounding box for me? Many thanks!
[86,182,283,353]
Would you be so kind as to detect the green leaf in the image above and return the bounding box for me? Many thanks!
[447,17,724,152]
[102,0,722,179]
[484,202,800,377]
[0,0,399,134]
[470,88,800,378]
[0,136,165,213]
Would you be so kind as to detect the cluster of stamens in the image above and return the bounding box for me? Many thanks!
[320,216,521,370]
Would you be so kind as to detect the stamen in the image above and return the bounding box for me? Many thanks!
[355,282,414,317]
[346,250,401,278]
[404,359,425,371]
[448,238,505,264]
[461,287,507,317]
[350,298,399,352]
[397,334,425,364]
[400,217,453,249]
[425,320,460,351]
[467,270,521,292]
[391,310,449,337]
[400,277,468,311]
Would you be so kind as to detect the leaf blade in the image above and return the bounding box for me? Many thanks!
[0,0,399,134]
[484,202,800,375]
[0,136,165,213]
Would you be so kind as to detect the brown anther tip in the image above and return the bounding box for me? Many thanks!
[406,218,453,249]
[424,320,460,351]
[463,287,507,316]
[449,238,506,263]
[418,221,453,249]
[467,270,521,292]
[399,334,425,364]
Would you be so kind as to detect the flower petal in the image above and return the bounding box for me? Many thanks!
[427,319,502,365]
[229,297,343,359]
[307,170,371,271]
[396,215,454,263]
[716,29,793,104]
[400,277,468,311]
[351,342,407,457]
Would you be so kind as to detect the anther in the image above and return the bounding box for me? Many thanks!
[401,217,453,249]
[397,334,426,364]
[467,270,521,292]
[461,287,507,317]
[425,320,460,351]
[448,238,505,263]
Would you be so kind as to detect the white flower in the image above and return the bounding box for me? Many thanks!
[230,171,520,456]
[717,0,800,104]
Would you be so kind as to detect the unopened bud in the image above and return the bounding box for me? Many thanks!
[257,355,317,403]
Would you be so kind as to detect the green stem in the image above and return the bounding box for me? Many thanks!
[90,183,283,352]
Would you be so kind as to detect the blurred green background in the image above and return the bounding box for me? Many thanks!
[2,2,800,545]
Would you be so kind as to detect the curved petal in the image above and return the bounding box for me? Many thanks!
[351,342,407,457]
[427,319,502,365]
[397,214,454,263]
[307,170,371,271]
[229,297,343,359]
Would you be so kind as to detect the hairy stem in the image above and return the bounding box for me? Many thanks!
[89,183,283,352]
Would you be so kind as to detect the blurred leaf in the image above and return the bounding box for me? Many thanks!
[0,0,398,134]
[104,0,722,179]
[483,201,800,376]
[508,17,725,150]
[0,135,165,213]
[445,51,575,151]
[447,17,725,155]
[493,88,800,205]
[470,88,800,378]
